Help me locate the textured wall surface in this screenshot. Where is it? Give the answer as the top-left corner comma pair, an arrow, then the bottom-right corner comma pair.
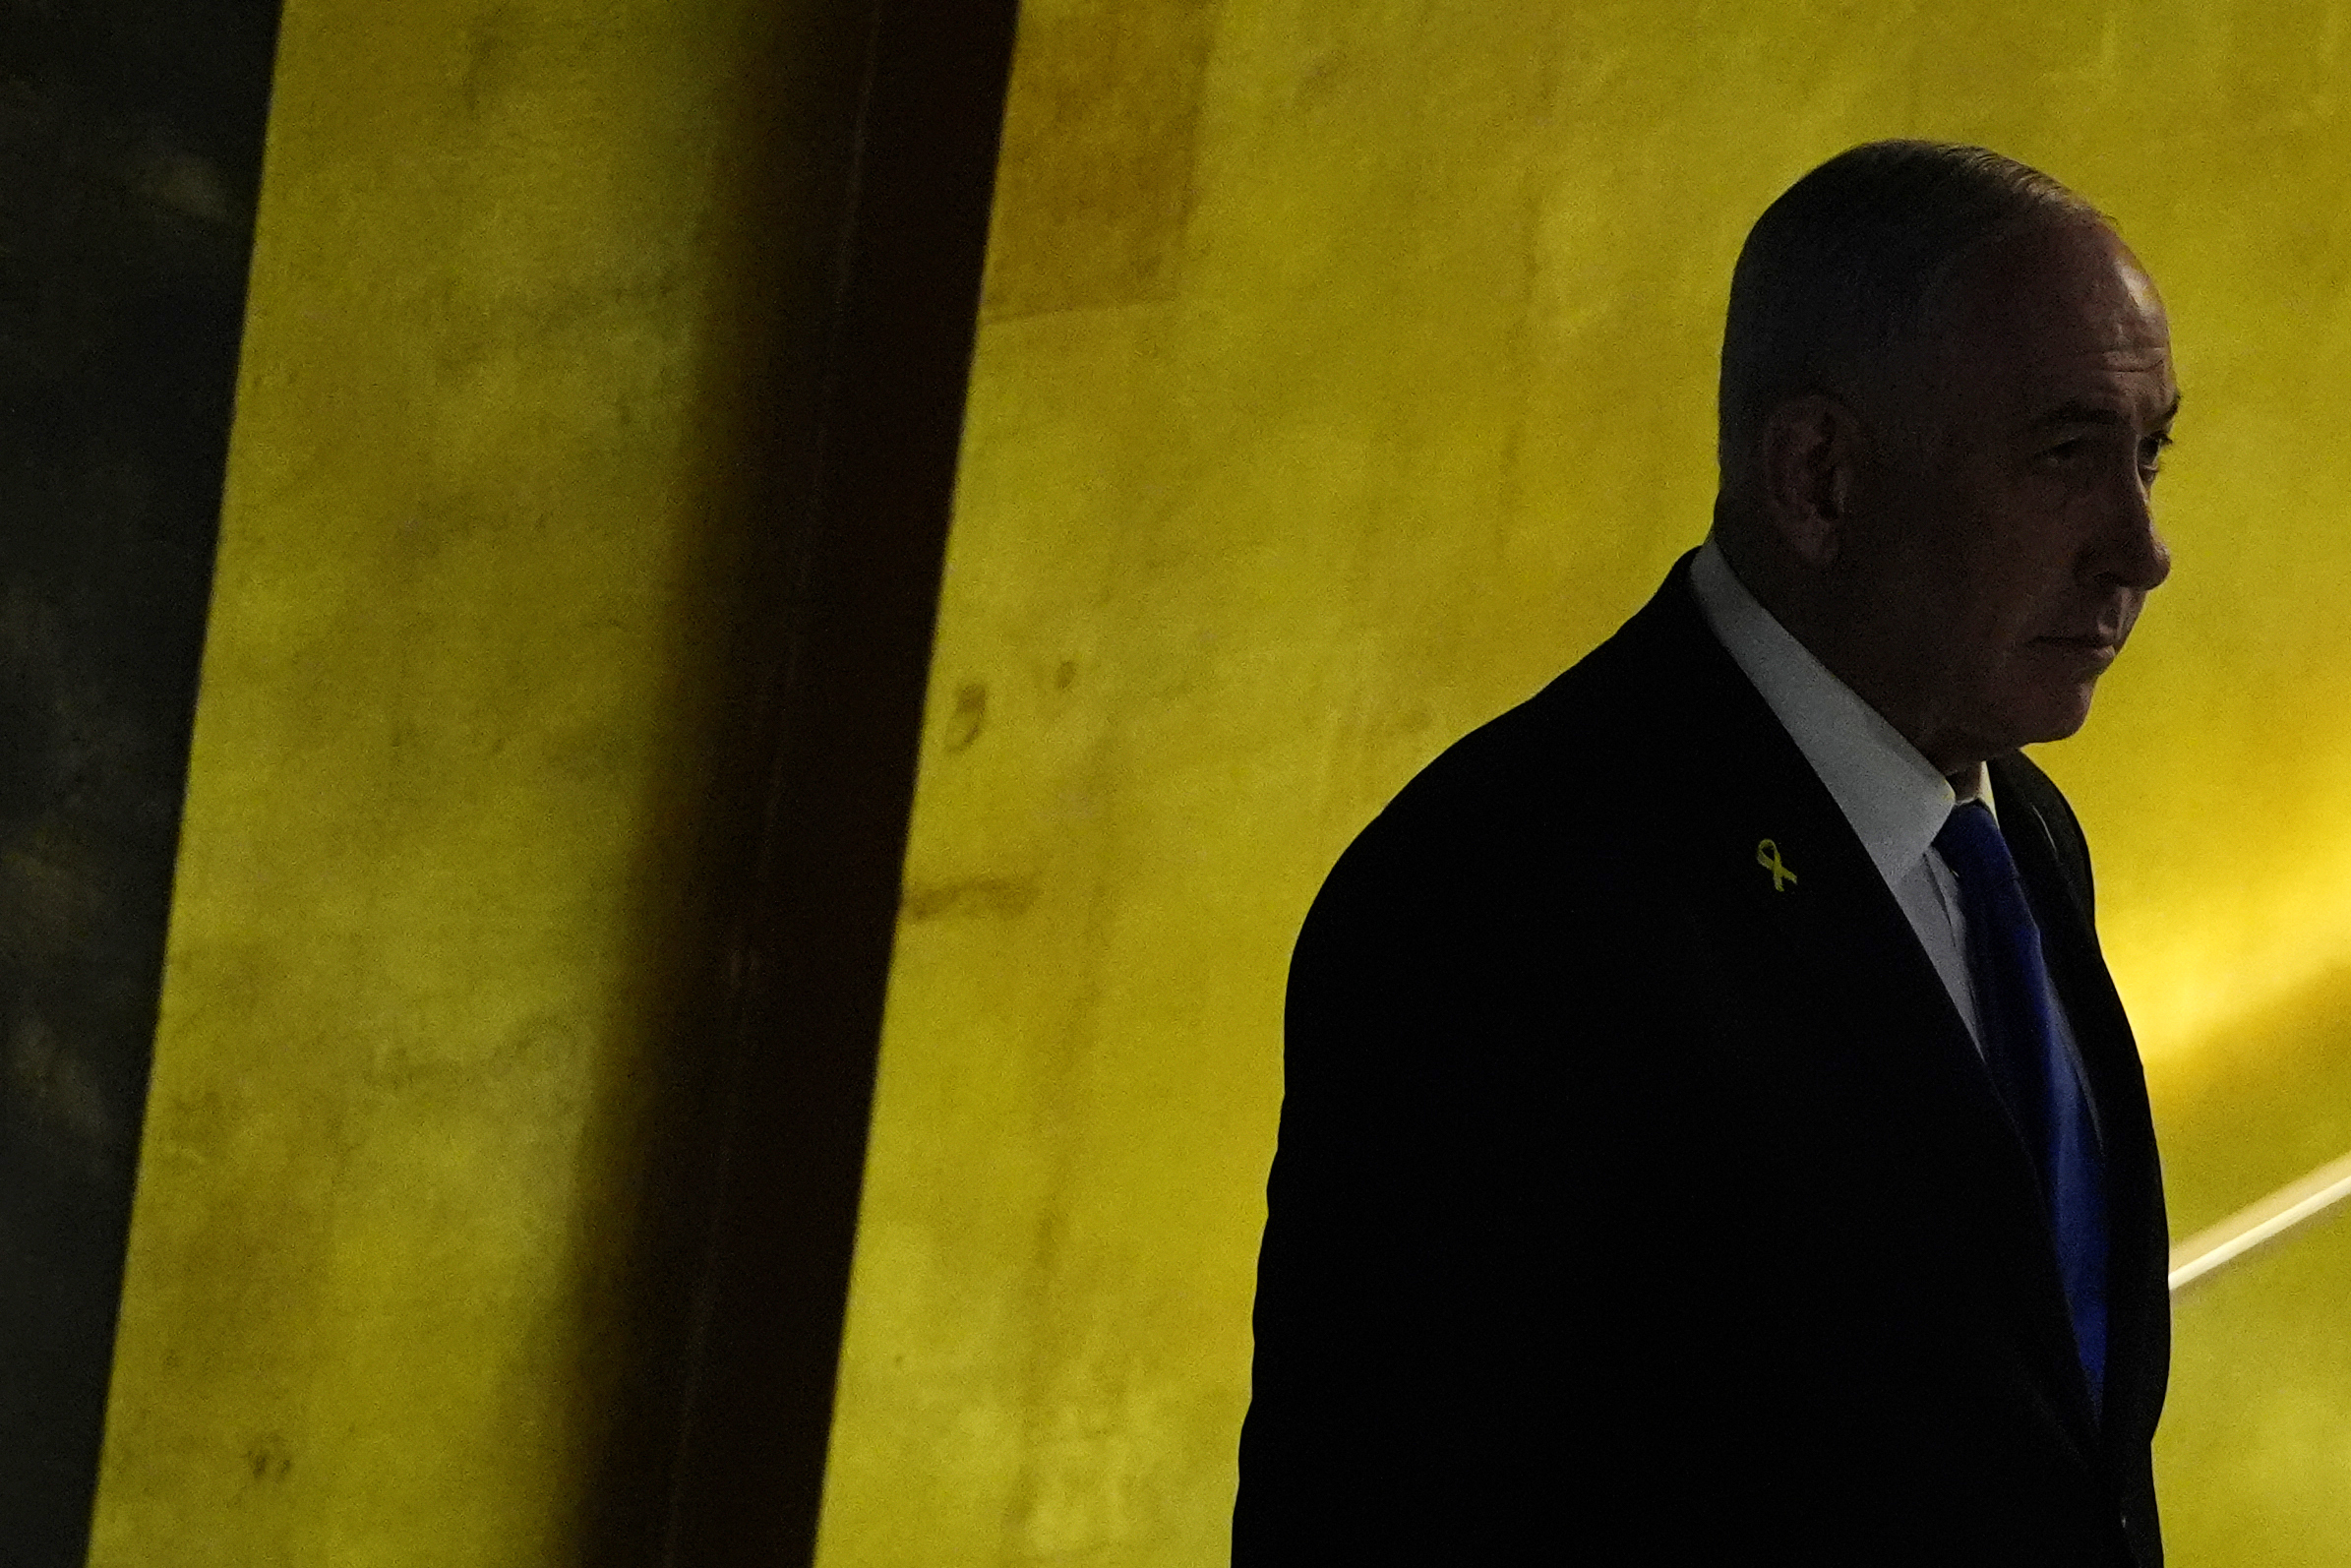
0,1 -> 278,1560
83,0 -> 873,1559
818,2 -> 2351,1564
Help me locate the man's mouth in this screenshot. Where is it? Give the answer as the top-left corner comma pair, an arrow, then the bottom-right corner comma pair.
2036,633 -> 2121,664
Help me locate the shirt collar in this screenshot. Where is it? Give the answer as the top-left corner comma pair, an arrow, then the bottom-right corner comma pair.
1687,537 -> 1991,883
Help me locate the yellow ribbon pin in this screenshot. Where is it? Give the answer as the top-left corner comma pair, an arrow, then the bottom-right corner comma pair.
1756,839 -> 1797,892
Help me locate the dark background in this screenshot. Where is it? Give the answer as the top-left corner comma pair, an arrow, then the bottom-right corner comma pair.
0,0 -> 280,1557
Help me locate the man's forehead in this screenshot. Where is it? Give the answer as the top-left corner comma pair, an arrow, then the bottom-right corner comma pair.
1938,222 -> 2175,420
1956,226 -> 2163,334
2008,337 -> 2176,422
2019,379 -> 2182,432
1984,357 -> 2175,446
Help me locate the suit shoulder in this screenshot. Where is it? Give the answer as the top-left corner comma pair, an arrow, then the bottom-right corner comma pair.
1331,667 -> 1652,885
1296,569 -> 1717,968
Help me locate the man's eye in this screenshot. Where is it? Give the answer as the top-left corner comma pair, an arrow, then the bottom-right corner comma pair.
2036,439 -> 2085,466
2140,432 -> 2175,477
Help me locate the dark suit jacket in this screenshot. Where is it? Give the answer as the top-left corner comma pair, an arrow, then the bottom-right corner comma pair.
1235,554 -> 2169,1565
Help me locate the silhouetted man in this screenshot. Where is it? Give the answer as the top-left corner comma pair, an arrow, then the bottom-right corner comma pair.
1236,142 -> 2177,1566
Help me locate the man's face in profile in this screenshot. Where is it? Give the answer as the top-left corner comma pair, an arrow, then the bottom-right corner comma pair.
1851,220 -> 2177,769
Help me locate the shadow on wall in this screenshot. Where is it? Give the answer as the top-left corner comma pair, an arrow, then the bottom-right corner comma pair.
0,0 -> 281,1559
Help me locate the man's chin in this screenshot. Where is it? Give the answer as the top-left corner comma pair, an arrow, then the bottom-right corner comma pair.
2005,681 -> 2101,752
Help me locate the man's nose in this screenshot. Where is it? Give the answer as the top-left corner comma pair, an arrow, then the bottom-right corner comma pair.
2098,464 -> 2173,593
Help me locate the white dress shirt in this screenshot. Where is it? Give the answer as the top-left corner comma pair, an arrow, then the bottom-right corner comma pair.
1686,536 -> 2080,1062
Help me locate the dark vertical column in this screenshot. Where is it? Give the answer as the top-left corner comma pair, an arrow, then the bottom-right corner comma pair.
0,2 -> 282,1560
655,0 -> 1021,1562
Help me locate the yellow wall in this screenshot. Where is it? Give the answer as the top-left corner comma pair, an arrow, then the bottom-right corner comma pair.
819,1 -> 2351,1564
85,0 -> 861,1559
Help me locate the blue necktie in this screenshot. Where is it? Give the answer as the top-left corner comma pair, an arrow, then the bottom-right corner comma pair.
1933,800 -> 2108,1417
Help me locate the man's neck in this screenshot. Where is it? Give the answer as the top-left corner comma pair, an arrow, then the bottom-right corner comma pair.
1711,524 -> 1982,778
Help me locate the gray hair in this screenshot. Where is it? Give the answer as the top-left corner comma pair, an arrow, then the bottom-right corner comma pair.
1717,141 -> 2107,476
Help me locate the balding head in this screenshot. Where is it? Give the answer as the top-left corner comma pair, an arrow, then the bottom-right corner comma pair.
1718,141 -> 2106,485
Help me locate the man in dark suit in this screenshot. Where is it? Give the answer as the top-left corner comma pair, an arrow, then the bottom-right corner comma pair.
1235,143 -> 2179,1564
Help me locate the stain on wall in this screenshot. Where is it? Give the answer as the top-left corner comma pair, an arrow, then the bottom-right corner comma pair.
0,0 -> 280,1560
978,0 -> 1217,321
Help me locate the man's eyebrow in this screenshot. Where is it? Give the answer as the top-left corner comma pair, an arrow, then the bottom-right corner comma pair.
2027,392 -> 2184,432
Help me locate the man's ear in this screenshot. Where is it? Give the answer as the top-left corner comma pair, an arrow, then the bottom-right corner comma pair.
1757,392 -> 1864,569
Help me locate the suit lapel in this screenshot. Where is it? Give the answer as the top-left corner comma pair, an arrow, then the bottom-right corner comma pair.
1991,755 -> 2170,1454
